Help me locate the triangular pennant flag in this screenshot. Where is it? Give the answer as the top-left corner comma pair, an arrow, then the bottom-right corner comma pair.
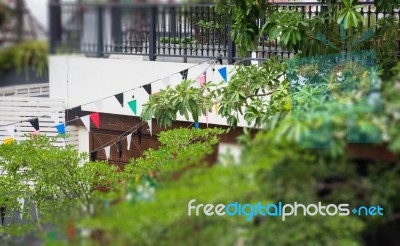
137,126 -> 142,144
32,130 -> 40,135
90,112 -> 100,128
116,141 -> 123,160
6,125 -> 15,138
49,113 -> 59,125
198,74 -> 206,86
114,93 -> 124,107
180,69 -> 188,80
104,146 -> 110,160
194,122 -> 199,130
128,100 -> 137,115
90,151 -> 98,162
71,106 -> 82,118
127,133 -> 132,150
147,119 -> 152,136
218,67 -> 227,82
162,77 -> 170,87
55,123 -> 66,135
214,103 -> 219,115
143,84 -> 152,95
81,115 -> 91,132
3,137 -> 14,144
94,100 -> 103,110
28,117 -> 40,131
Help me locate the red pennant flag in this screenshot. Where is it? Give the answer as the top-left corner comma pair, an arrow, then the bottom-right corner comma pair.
90,112 -> 100,128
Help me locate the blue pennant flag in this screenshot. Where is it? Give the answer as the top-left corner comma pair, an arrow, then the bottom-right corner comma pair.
194,122 -> 199,130
218,67 -> 227,82
55,123 -> 65,135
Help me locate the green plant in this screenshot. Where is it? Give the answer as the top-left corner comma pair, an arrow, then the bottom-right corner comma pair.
337,0 -> 364,29
216,0 -> 272,56
0,135 -> 124,237
0,41 -> 48,79
197,20 -> 223,30
159,36 -> 193,46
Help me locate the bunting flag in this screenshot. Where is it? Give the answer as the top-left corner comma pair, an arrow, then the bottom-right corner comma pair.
162,77 -> 170,87
137,126 -> 142,144
28,117 -> 40,131
72,106 -> 82,118
94,100 -> 103,111
6,125 -> 15,138
104,146 -> 111,160
116,141 -> 123,160
49,113 -> 59,125
91,151 -> 98,162
114,93 -> 124,107
214,103 -> 219,115
55,123 -> 66,135
147,119 -> 152,136
127,133 -> 132,150
90,112 -> 100,128
198,74 -> 206,86
81,115 -> 91,132
143,84 -> 152,95
128,100 -> 137,115
3,137 -> 14,144
180,69 -> 188,80
194,122 -> 199,130
32,130 -> 40,135
218,67 -> 227,82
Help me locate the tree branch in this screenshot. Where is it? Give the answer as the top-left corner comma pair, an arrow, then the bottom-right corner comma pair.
245,91 -> 275,99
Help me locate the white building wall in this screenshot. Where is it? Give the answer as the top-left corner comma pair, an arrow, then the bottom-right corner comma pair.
49,55 -> 248,127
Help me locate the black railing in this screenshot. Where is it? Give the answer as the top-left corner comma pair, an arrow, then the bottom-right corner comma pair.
49,2 -> 399,64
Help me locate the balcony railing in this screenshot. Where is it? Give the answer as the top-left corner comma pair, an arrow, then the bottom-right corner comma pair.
49,2 -> 399,64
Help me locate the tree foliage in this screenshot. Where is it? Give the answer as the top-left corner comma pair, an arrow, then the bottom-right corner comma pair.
0,135 -> 124,238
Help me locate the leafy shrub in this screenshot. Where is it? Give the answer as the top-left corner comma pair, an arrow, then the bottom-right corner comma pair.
0,41 -> 48,79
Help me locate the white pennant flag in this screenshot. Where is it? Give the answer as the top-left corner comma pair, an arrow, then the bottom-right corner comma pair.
127,133 -> 132,150
81,115 -> 91,132
148,119 -> 152,136
104,146 -> 111,160
6,124 -> 15,138
49,113 -> 59,125
162,77 -> 170,87
94,100 -> 103,110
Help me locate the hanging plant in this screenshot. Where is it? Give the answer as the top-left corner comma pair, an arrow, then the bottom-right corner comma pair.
0,41 -> 48,79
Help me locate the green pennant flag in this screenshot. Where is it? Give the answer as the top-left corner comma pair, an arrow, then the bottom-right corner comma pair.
128,100 -> 137,115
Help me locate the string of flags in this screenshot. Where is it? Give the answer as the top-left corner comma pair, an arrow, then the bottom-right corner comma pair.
0,56 -> 232,156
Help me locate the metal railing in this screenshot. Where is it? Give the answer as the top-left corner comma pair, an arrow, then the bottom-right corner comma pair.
49,2 -> 399,64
